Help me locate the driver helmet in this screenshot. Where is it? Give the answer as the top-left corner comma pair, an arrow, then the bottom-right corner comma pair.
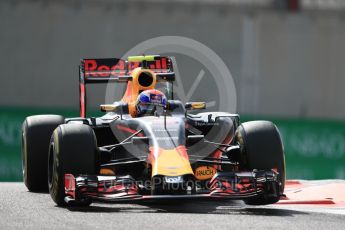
136,89 -> 167,116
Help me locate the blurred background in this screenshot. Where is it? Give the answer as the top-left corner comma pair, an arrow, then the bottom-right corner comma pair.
0,0 -> 344,181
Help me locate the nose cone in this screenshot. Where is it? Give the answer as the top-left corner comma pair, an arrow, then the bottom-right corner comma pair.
150,146 -> 194,177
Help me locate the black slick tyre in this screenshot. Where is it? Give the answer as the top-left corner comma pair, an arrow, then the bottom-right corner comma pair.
48,124 -> 99,206
22,115 -> 64,192
235,121 -> 285,205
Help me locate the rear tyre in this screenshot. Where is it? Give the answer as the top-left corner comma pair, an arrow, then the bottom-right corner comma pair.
235,121 -> 285,205
22,115 -> 64,192
48,124 -> 99,206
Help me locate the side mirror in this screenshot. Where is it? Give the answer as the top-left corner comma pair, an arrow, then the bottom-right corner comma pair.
185,102 -> 206,110
166,102 -> 176,110
186,135 -> 204,145
132,136 -> 150,145
100,104 -> 118,112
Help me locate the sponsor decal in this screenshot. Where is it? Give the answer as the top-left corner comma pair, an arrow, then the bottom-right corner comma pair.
164,176 -> 183,183
195,166 -> 217,180
84,59 -> 126,77
150,94 -> 163,104
100,168 -> 115,175
83,57 -> 169,77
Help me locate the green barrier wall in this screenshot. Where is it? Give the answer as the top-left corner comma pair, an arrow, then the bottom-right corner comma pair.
0,107 -> 80,181
1,107 -> 344,181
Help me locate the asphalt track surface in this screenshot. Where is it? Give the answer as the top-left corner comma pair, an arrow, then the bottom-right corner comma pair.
0,183 -> 344,230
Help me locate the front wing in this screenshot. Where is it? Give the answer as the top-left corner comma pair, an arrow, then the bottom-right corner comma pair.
64,170 -> 281,204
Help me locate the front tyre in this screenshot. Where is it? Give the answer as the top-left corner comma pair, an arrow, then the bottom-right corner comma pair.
48,124 -> 99,206
236,120 -> 285,205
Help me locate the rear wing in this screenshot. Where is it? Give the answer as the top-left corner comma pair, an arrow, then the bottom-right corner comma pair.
79,55 -> 175,117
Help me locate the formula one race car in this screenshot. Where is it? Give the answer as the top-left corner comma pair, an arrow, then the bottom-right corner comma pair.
22,55 -> 285,206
